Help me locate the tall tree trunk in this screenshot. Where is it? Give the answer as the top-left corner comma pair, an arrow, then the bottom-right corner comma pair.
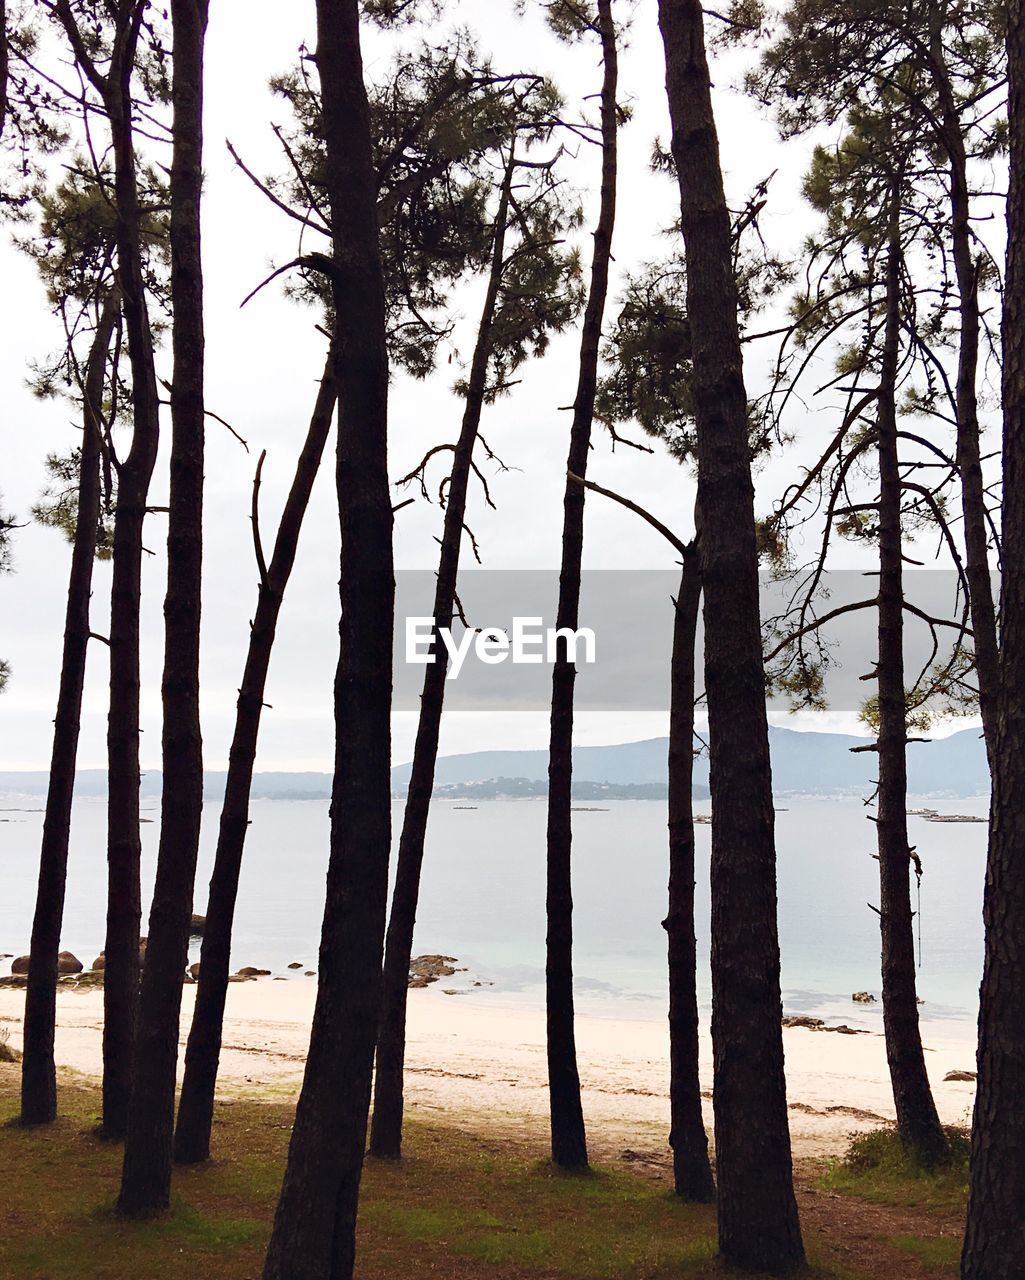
657,1 -> 804,1272
961,4 -> 1025,1272
261,1 -> 393,1275
118,0 -> 208,1212
664,547 -> 715,1201
370,161 -> 514,1161
20,294 -> 117,1126
875,195 -> 947,1165
99,14 -> 164,1142
173,356 -> 337,1166
545,0 -> 618,1173
927,24 -> 1000,760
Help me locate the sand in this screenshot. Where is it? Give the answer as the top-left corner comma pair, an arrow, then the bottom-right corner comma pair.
0,980 -> 979,1161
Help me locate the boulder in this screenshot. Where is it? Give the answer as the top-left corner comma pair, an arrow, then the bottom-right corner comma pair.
236,966 -> 271,978
304,971 -> 316,977
91,938 -> 146,973
190,914 -> 206,936
783,1015 -> 825,1030
189,963 -> 201,980
11,955 -> 30,975
852,991 -> 877,1004
408,954 -> 458,987
57,951 -> 83,975
288,962 -> 303,970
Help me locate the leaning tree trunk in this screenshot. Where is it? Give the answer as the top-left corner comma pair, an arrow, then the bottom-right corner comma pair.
928,34 -> 1000,762
665,546 -> 715,1201
370,160 -> 513,1161
875,197 -> 948,1165
657,0 -> 805,1272
962,3 -> 1025,1272
173,356 -> 337,1166
119,0 -> 209,1213
99,36 -> 165,1143
20,294 -> 117,1126
545,0 -> 618,1173
261,1 -> 393,1276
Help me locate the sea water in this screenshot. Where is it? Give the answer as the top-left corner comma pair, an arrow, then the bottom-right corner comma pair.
0,794 -> 987,1037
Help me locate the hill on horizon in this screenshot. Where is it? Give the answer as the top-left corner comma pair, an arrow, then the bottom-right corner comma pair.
0,724 -> 989,801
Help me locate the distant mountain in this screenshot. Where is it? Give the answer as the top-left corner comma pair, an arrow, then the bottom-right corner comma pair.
0,724 -> 990,802
392,725 -> 991,799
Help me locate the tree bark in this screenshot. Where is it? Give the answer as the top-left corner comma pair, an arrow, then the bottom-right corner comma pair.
261,1 -> 393,1275
173,356 -> 337,1166
961,3 -> 1025,1272
369,160 -> 513,1161
20,293 -> 117,1125
545,0 -> 618,1173
118,0 -> 208,1212
657,0 -> 804,1271
664,548 -> 715,1201
98,7 -> 164,1142
875,193 -> 947,1165
926,24 -> 1000,761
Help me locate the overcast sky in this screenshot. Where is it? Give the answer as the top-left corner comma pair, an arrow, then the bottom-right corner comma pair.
0,0 -> 988,771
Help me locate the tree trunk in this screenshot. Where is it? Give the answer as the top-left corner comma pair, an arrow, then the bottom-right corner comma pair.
261,1 -> 393,1275
664,548 -> 715,1200
99,23 -> 165,1143
370,161 -> 513,1161
118,0 -> 208,1213
545,0 -> 618,1173
657,0 -> 804,1271
875,194 -> 947,1165
961,4 -> 1025,1272
927,27 -> 1000,761
20,294 -> 117,1126
173,356 -> 337,1166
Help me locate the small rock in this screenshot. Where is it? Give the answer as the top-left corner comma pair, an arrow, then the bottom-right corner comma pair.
11,955 -> 30,975
944,1070 -> 977,1083
304,970 -> 315,977
288,962 -> 303,970
852,991 -> 877,1004
236,966 -> 271,978
273,976 -> 287,981
783,1015 -> 825,1029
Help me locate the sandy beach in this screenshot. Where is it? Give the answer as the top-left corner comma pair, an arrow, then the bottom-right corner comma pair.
0,980 -> 978,1161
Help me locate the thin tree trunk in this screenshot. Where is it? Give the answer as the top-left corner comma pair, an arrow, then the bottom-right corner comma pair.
119,0 -> 208,1213
927,25 -> 1000,760
370,161 -> 514,1161
875,194 -> 947,1165
545,0 -> 618,1173
665,547 -> 715,1201
99,14 -> 164,1142
657,0 -> 804,1271
20,293 -> 117,1125
173,356 -> 337,1165
261,1 -> 393,1274
961,3 -> 1025,1271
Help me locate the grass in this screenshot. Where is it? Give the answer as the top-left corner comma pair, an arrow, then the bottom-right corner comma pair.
890,1234 -> 961,1274
0,1065 -> 967,1280
0,1028 -> 20,1063
820,1128 -> 971,1214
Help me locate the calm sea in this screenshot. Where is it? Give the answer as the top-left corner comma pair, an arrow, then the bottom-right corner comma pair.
0,794 -> 988,1037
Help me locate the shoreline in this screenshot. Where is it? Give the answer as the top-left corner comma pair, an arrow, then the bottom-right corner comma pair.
0,980 -> 978,1160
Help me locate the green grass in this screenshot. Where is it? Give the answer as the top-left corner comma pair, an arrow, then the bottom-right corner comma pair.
890,1234 -> 961,1274
0,1067 -> 967,1279
820,1128 -> 971,1214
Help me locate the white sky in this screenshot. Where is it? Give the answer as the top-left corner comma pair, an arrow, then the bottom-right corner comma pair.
0,0 -> 987,770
